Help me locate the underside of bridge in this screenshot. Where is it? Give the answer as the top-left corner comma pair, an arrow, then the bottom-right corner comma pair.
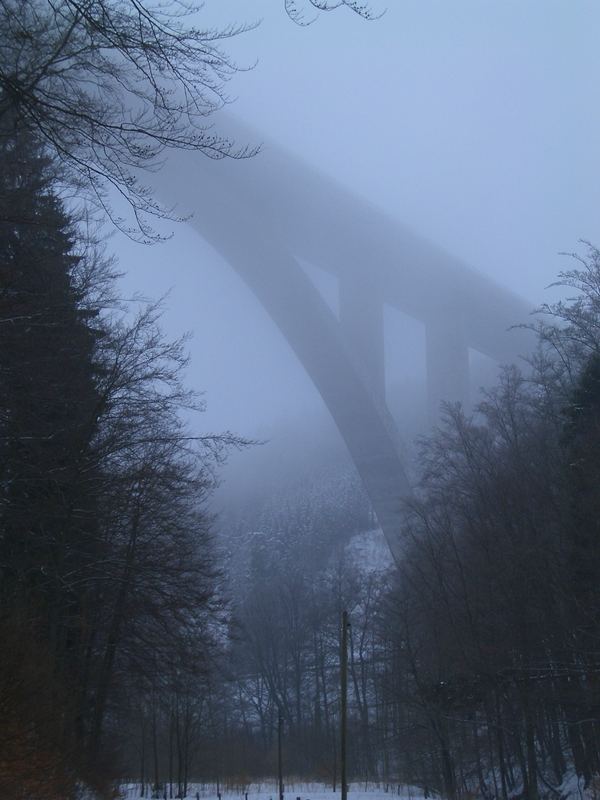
156,124 -> 533,562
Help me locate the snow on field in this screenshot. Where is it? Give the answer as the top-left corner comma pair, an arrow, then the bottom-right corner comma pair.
119,782 -> 427,800
118,773 -> 600,800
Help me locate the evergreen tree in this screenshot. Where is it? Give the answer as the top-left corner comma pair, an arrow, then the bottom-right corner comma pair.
0,120 -> 240,795
0,119 -> 103,795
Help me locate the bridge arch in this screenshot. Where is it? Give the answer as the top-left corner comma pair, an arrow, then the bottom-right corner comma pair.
155,124 -> 533,560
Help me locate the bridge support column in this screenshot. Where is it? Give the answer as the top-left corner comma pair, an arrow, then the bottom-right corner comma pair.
339,276 -> 385,400
426,316 -> 469,422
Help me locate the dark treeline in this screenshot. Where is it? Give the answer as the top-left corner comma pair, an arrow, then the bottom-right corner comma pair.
191,246 -> 600,800
383,249 -> 600,800
0,121 -> 243,797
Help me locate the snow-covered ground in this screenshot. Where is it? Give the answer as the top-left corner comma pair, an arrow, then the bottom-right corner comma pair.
119,781 -> 427,800
118,772 -> 600,800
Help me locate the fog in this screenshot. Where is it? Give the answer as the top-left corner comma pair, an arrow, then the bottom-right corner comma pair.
113,0 -> 600,512
9,2 -> 600,785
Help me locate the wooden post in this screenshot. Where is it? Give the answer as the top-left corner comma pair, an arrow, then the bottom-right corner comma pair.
332,738 -> 337,792
278,709 -> 284,800
341,610 -> 349,800
140,721 -> 146,797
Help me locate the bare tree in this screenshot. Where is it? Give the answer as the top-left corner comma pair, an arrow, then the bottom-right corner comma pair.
0,0 -> 378,240
285,0 -> 380,25
0,0 -> 257,240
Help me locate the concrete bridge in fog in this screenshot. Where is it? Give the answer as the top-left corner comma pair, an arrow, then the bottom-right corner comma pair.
157,120 -> 533,562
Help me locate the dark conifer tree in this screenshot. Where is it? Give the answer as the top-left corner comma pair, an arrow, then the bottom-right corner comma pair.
0,118 -> 103,795
0,119 -> 238,795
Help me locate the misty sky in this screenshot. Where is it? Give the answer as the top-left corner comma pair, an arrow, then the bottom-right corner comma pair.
114,0 -> 600,481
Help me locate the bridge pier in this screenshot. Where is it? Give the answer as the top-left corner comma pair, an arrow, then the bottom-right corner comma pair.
426,316 -> 469,422
339,276 -> 385,400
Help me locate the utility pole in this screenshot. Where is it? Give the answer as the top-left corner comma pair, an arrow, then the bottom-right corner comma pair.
278,708 -> 284,800
341,610 -> 349,800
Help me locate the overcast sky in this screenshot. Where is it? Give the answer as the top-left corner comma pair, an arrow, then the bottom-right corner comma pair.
114,0 -> 600,478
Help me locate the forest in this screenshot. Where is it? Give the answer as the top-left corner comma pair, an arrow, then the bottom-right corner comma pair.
4,113 -> 600,797
1,1 -> 600,799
